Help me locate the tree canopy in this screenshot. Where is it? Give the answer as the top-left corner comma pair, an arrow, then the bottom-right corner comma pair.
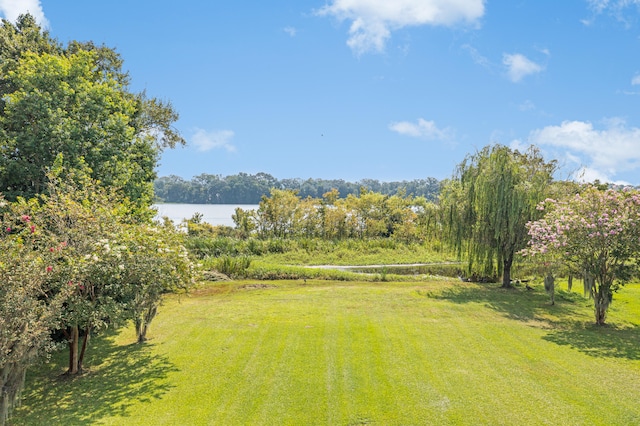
0,14 -> 184,213
523,186 -> 640,324
440,144 -> 556,287
154,173 -> 442,204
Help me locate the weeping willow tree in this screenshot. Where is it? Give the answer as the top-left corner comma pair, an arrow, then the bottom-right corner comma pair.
440,144 -> 556,287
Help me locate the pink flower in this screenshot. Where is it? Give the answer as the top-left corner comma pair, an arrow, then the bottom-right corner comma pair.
5,227 -> 10,232
30,225 -> 35,233
68,281 -> 73,286
46,266 -> 53,273
21,215 -> 30,222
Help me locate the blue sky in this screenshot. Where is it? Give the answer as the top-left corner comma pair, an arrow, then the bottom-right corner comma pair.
5,1 -> 640,185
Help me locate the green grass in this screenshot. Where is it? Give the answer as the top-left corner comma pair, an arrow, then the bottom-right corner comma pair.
10,281 -> 640,425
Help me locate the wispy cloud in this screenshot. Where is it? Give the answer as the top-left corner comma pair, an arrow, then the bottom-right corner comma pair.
583,0 -> 640,25
0,0 -> 48,27
191,128 -> 236,152
518,100 -> 536,111
316,0 -> 485,55
462,44 -> 491,69
389,118 -> 454,141
632,74 -> 640,85
503,53 -> 543,82
283,26 -> 297,37
526,118 -> 640,183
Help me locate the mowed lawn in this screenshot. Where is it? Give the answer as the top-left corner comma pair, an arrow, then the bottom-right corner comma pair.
12,280 -> 640,425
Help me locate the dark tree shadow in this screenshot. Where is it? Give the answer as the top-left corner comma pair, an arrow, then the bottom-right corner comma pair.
543,322 -> 640,360
431,283 -> 583,323
429,282 -> 640,360
11,332 -> 178,425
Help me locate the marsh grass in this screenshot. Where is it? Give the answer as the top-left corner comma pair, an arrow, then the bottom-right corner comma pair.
11,281 -> 640,425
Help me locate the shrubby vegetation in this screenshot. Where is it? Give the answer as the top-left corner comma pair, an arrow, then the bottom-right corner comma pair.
0,163 -> 195,424
184,144 -> 640,328
0,15 -> 193,425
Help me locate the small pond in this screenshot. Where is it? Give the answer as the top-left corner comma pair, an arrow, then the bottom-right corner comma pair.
317,263 -> 464,278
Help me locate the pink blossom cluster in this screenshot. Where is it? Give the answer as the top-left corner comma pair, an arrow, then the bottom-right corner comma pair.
522,187 -> 640,262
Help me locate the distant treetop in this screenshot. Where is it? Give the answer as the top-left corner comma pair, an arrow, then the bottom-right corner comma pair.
154,173 -> 442,204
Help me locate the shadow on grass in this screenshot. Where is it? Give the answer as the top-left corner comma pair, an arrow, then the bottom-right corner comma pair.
12,333 -> 178,425
430,283 -> 640,360
543,323 -> 640,360
431,283 -> 583,323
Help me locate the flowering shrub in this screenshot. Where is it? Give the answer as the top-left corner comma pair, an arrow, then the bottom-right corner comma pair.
0,197 -> 74,424
523,186 -> 640,324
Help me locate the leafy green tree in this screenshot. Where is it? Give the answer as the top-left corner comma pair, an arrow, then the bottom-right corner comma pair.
255,189 -> 301,238
0,15 -> 184,215
0,196 -> 72,425
0,14 -> 61,106
121,223 -> 195,343
441,145 -> 556,287
8,160 -> 195,373
523,186 -> 640,325
27,163 -> 135,374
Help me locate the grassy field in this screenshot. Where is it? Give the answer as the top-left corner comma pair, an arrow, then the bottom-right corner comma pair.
10,279 -> 640,425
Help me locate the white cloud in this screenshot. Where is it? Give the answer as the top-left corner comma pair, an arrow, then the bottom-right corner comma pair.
518,100 -> 536,111
462,44 -> 491,68
389,118 -> 454,141
284,26 -> 297,37
0,0 -> 48,27
527,119 -> 640,182
316,0 -> 485,55
586,0 -> 640,13
584,0 -> 640,25
586,0 -> 612,14
632,74 -> 640,85
574,167 -> 614,183
503,53 -> 543,82
191,128 -> 236,152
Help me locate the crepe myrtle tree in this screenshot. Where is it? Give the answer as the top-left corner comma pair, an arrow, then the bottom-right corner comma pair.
119,223 -> 196,344
522,186 -> 640,325
16,158 -> 195,374
0,197 -> 73,425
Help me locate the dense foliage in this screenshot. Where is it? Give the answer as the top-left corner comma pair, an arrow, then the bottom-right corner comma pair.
523,186 -> 640,324
211,188 -> 442,244
0,15 -> 191,425
0,15 -> 183,213
0,165 -> 195,424
439,145 -> 556,287
154,173 -> 441,204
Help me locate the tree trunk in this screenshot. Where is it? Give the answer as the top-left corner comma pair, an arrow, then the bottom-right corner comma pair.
567,274 -> 573,291
1,363 -> 27,426
77,327 -> 91,373
67,325 -> 79,375
137,305 -> 158,344
594,295 -> 608,325
544,274 -> 555,305
135,317 -> 143,343
501,256 -> 513,288
593,282 -> 611,326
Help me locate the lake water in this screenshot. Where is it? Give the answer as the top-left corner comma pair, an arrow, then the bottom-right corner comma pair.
153,204 -> 259,227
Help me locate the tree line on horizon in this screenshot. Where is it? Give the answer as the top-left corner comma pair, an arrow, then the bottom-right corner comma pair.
154,173 -> 442,204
